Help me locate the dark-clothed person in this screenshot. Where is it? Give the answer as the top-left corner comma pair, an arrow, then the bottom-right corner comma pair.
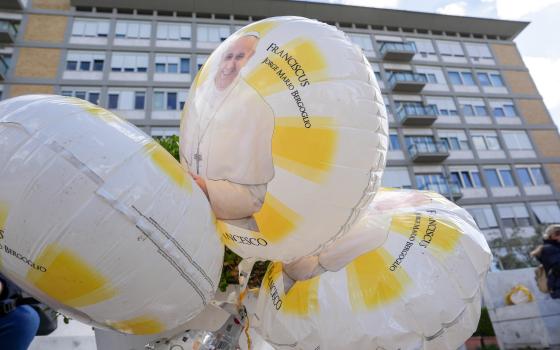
532,224 -> 560,299
0,274 -> 39,350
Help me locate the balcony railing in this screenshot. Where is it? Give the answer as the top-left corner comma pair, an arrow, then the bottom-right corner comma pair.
408,141 -> 449,162
0,56 -> 9,80
396,104 -> 438,126
379,41 -> 416,61
0,21 -> 17,43
388,72 -> 427,92
418,182 -> 462,199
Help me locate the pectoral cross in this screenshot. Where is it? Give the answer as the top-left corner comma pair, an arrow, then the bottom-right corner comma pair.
194,150 -> 202,174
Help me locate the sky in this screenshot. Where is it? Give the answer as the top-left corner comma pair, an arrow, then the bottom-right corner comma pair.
302,0 -> 560,129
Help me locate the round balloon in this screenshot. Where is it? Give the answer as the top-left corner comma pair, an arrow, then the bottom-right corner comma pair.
0,95 -> 223,334
180,16 -> 388,262
253,189 -> 492,350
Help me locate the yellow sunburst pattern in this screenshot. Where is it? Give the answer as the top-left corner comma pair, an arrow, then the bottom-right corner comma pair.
245,37 -> 327,97
68,98 -> 123,124
254,193 -> 302,243
346,248 -> 411,311
390,213 -> 462,253
27,244 -> 117,307
108,315 -> 164,335
144,142 -> 192,192
271,117 -> 338,184
262,262 -> 320,316
282,276 -> 320,316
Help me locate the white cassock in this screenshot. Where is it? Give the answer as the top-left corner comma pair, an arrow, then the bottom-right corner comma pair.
180,76 -> 275,230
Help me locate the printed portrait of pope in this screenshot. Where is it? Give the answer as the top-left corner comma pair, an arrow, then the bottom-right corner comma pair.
180,33 -> 275,231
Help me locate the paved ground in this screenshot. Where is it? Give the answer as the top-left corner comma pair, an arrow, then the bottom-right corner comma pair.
29,318 -> 96,350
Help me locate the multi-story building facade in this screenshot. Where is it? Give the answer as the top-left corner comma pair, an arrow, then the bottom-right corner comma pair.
2,0 -> 559,269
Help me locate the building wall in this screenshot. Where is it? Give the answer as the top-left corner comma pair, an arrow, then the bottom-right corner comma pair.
14,48 -> 60,78
518,99 -> 552,124
24,15 -> 68,43
491,43 -> 524,66
10,84 -> 54,96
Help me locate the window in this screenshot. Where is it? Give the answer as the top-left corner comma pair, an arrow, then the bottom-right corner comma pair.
381,167 -> 411,188
197,24 -> 230,45
502,131 -> 532,150
466,206 -> 498,229
153,90 -> 188,111
416,66 -> 445,86
61,89 -> 100,104
477,71 -> 505,87
65,51 -> 105,72
157,22 -> 191,41
405,135 -> 436,148
394,101 -> 428,117
107,90 -> 145,110
196,55 -> 208,71
407,38 -> 436,59
436,40 -> 465,59
348,33 -> 374,56
531,202 -> 560,225
458,98 -> 487,117
108,93 -> 119,109
516,166 -> 546,186
447,70 -> 475,85
111,53 -> 149,73
425,96 -> 458,116
497,203 -> 531,228
484,167 -> 516,188
71,18 -> 109,38
471,131 -> 501,151
389,132 -> 400,150
115,21 -> 151,39
451,170 -> 483,188
490,99 -> 517,117
438,130 -> 469,150
155,55 -> 190,74
415,173 -> 449,194
134,92 -> 145,110
465,43 -> 493,63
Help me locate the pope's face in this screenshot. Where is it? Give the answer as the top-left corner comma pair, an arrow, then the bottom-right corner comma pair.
215,36 -> 257,90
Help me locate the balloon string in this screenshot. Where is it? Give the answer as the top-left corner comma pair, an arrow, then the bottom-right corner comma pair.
244,313 -> 252,350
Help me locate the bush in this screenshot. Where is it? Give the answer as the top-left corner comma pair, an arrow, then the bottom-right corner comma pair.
474,307 -> 495,337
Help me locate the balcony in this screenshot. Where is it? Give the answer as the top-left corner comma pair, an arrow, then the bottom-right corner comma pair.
419,182 -> 463,200
396,104 -> 438,126
380,41 -> 416,61
388,72 -> 427,92
408,141 -> 449,162
0,56 -> 9,80
0,21 -> 17,44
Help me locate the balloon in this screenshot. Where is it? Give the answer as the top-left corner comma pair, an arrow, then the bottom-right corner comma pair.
180,16 -> 388,262
0,95 -> 223,335
253,189 -> 492,350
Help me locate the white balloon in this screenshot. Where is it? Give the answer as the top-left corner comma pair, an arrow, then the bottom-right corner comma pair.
0,95 -> 223,335
180,16 -> 388,262
254,189 -> 492,350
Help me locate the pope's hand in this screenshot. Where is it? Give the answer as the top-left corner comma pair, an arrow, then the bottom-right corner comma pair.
189,171 -> 209,198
